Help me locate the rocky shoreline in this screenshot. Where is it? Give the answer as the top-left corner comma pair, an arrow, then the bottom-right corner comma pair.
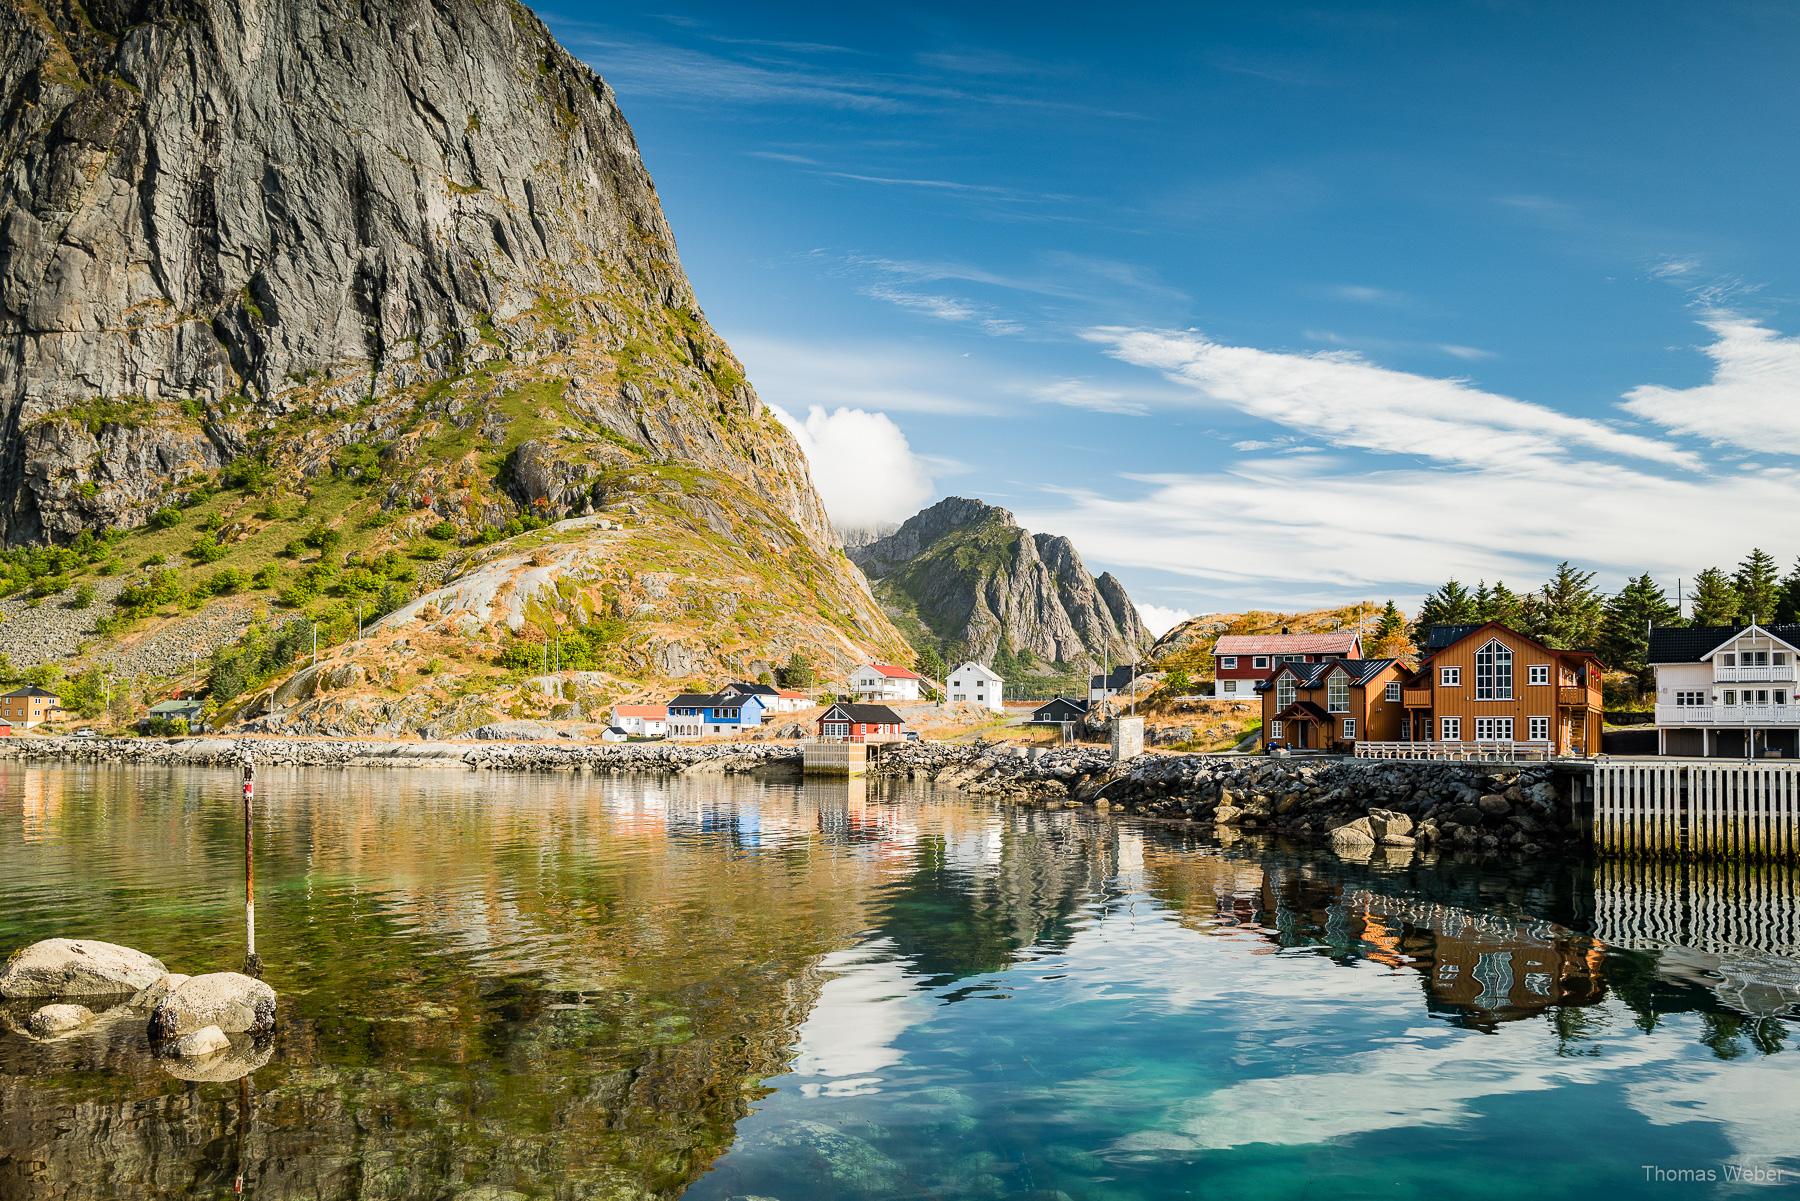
0,736 -> 1579,854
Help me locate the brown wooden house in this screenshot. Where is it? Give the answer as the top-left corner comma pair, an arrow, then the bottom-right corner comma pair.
1258,658 -> 1407,751
1399,622 -> 1603,756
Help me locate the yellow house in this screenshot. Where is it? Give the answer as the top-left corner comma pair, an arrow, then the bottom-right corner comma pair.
0,687 -> 66,728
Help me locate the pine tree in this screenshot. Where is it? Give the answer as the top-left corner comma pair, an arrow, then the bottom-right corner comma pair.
1602,573 -> 1682,685
1531,561 -> 1606,649
1373,599 -> 1405,642
1734,548 -> 1782,624
1417,579 -> 1477,629
1689,567 -> 1741,626
1484,580 -> 1524,626
1778,559 -> 1800,625
1370,599 -> 1416,662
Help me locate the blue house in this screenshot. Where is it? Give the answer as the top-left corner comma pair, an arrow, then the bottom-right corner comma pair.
667,691 -> 769,738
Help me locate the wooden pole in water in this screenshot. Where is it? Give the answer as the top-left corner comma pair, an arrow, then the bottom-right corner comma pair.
242,755 -> 262,978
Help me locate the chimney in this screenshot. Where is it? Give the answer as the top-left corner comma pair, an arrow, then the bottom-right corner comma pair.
1281,625 -> 1290,635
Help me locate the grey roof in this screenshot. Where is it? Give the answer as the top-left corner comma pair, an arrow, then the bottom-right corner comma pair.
1032,696 -> 1090,719
1647,623 -> 1800,665
822,703 -> 906,724
1089,665 -> 1138,691
721,681 -> 779,697
1422,624 -> 1485,651
1256,657 -> 1395,692
1,686 -> 60,699
668,692 -> 724,708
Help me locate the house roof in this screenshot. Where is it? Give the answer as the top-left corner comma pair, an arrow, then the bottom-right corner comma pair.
863,663 -> 921,680
1089,665 -> 1138,690
614,704 -> 668,719
1414,621 -> 1605,670
1214,631 -> 1361,656
1033,696 -> 1090,717
1647,623 -> 1800,664
668,692 -> 723,708
950,661 -> 1004,681
1,686 -> 60,699
147,699 -> 202,715
1421,624 -> 1485,651
605,726 -> 629,736
1275,700 -> 1333,723
777,689 -> 810,699
722,682 -> 779,696
822,703 -> 906,724
1257,657 -> 1398,692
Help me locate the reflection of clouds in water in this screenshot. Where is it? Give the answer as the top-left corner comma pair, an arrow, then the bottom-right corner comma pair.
1628,1055 -> 1800,1170
790,940 -> 935,1097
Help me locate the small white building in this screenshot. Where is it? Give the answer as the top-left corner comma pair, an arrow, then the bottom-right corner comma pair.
1650,622 -> 1800,759
611,705 -> 669,738
946,661 -> 1004,711
849,663 -> 924,702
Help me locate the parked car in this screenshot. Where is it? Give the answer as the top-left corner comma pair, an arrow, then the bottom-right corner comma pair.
72,728 -> 98,739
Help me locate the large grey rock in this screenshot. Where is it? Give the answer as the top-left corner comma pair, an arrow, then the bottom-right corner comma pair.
0,938 -> 168,998
129,972 -> 192,1013
1366,808 -> 1415,844
846,497 -> 1150,674
167,1025 -> 231,1059
148,972 -> 277,1040
27,1003 -> 95,1038
1329,818 -> 1378,850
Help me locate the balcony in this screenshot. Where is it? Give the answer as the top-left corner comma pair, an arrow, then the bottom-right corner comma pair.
1558,686 -> 1593,708
1402,688 -> 1433,707
1655,703 -> 1800,726
1713,663 -> 1798,683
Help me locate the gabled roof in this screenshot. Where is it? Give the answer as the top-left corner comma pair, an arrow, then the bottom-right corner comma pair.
949,661 -> 1004,682
1646,623 -> 1800,664
1032,696 -> 1090,718
1089,665 -> 1138,690
1258,657 -> 1397,692
1275,700 -> 1333,723
1414,621 -> 1604,670
668,692 -> 723,708
1422,624 -> 1485,651
776,689 -> 810,699
147,698 -> 203,715
1215,631 -> 1361,656
1,686 -> 60,699
720,681 -> 779,697
822,702 -> 906,724
861,663 -> 921,680
614,704 -> 668,719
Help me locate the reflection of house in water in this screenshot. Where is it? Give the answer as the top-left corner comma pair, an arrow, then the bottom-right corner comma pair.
17,767 -> 63,843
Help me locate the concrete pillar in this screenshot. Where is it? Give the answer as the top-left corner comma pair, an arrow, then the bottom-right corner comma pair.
1112,716 -> 1144,763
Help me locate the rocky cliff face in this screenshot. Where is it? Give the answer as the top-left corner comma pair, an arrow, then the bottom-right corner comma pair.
848,497 -> 1150,677
0,0 -> 907,706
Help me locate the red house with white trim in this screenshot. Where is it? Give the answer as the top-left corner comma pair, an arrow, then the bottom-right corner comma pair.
817,703 -> 908,743
1212,631 -> 1362,699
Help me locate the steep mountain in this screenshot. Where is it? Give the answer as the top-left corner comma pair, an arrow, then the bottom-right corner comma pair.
848,497 -> 1150,686
0,0 -> 907,731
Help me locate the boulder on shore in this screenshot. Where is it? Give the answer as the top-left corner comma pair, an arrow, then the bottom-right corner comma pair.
0,939 -> 168,998
26,1003 -> 94,1038
148,972 -> 277,1040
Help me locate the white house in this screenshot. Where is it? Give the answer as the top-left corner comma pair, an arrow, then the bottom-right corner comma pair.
1649,622 -> 1800,759
611,704 -> 668,738
946,661 -> 1005,711
849,663 -> 924,702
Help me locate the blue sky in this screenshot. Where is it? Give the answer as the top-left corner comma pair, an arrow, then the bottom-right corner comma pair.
535,1 -> 1800,632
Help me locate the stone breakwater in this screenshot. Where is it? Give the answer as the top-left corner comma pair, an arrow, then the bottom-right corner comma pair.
871,743 -> 1578,855
0,736 -> 801,774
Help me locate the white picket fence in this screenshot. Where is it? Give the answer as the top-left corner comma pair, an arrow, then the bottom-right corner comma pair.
1593,759 -> 1800,860
1353,740 -> 1555,763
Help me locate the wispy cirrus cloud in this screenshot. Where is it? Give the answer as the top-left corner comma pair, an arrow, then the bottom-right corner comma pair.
860,285 -> 1024,336
1621,312 -> 1800,453
1082,326 -> 1697,470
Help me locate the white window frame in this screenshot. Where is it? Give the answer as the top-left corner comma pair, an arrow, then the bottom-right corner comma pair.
1384,682 -> 1402,702
1527,664 -> 1550,686
1342,717 -> 1356,738
1326,672 -> 1350,713
1218,655 -> 1238,670
1723,690 -> 1738,706
1440,666 -> 1461,687
1252,656 -> 1270,669
1674,690 -> 1705,707
1528,716 -> 1551,741
1221,679 -> 1238,694
1475,716 -> 1514,741
1275,676 -> 1296,710
1440,716 -> 1461,740
1475,639 -> 1514,701
1268,720 -> 1284,740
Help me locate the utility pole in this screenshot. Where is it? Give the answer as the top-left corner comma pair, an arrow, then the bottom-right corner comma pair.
241,754 -> 261,979
311,622 -> 318,666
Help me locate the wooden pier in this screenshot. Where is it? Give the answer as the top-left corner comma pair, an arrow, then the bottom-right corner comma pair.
802,740 -> 869,776
1593,759 -> 1800,860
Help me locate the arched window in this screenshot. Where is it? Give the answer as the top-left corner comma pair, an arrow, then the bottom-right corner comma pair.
1475,640 -> 1513,700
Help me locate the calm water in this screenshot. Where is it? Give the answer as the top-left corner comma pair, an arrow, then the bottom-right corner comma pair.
1,765 -> 1798,1200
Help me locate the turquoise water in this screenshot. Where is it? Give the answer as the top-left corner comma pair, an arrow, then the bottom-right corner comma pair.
0,763 -> 1796,1199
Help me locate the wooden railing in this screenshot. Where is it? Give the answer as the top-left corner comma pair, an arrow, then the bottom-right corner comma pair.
1559,686 -> 1593,708
1401,688 -> 1432,707
1594,760 -> 1800,860
1353,740 -> 1555,763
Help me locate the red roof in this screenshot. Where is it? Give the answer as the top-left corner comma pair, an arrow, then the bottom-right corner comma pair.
614,705 -> 668,719
1214,632 -> 1361,656
777,689 -> 809,699
867,664 -> 921,680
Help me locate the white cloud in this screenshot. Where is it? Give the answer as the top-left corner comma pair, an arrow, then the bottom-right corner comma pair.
772,403 -> 935,531
1620,313 -> 1800,453
1083,326 -> 1697,471
860,284 -> 1024,336
731,332 -> 1001,416
1136,604 -> 1193,638
1029,379 -> 1151,416
1331,283 -> 1407,306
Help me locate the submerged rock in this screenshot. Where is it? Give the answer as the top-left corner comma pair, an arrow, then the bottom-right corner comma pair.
167,1025 -> 231,1059
148,972 -> 277,1040
0,938 -> 168,998
26,1003 -> 94,1038
160,1035 -> 273,1082
129,973 -> 192,1012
